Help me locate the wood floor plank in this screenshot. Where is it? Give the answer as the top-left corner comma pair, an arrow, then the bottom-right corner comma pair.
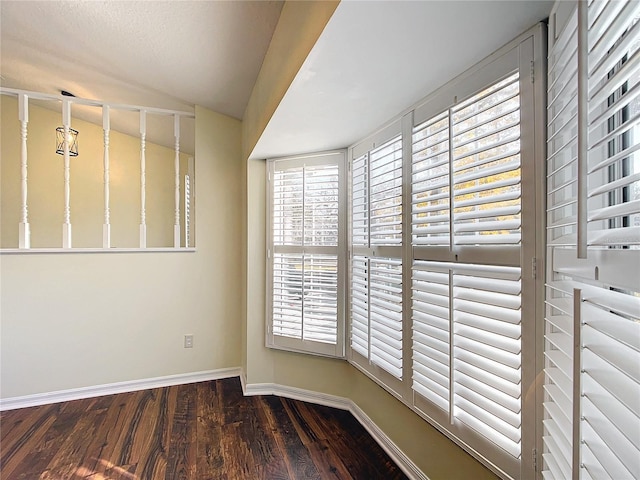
164,383 -> 197,480
39,408 -> 107,479
196,381 -> 226,480
262,396 -> 322,480
84,391 -> 140,477
0,378 -> 409,480
0,405 -> 59,479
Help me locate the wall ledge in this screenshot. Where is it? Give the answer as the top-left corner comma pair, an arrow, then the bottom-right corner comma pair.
0,247 -> 196,254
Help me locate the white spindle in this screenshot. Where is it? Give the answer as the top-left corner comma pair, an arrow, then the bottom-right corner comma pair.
62,99 -> 72,248
139,110 -> 147,248
103,105 -> 111,248
18,94 -> 30,249
173,114 -> 181,248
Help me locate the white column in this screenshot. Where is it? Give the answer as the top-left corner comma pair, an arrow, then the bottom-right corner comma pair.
103,105 -> 111,248
62,99 -> 72,248
139,110 -> 147,248
173,114 -> 181,248
18,94 -> 30,249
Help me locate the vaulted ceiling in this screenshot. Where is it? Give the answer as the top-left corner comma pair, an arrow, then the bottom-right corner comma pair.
1,1 -> 554,160
0,0 -> 284,118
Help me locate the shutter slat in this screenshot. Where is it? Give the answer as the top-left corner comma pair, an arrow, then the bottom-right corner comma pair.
581,419 -> 636,479
412,261 -> 450,409
369,257 -> 403,379
583,375 -> 640,459
412,111 -> 450,247
451,76 -> 522,249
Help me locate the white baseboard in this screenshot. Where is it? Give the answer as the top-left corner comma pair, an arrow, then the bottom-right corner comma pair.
0,367 -> 242,411
241,380 -> 429,480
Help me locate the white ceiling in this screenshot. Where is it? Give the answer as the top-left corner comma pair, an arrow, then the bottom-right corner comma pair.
0,0 -> 283,155
250,0 -> 553,160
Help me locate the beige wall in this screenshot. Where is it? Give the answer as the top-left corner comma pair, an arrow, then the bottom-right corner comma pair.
1,96 -> 189,249
0,105 -> 242,398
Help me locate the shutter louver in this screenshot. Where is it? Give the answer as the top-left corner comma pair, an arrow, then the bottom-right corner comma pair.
351,255 -> 369,358
412,261 -> 450,411
273,168 -> 303,246
453,264 -> 522,459
352,154 -> 369,246
369,257 -> 403,379
273,253 -> 304,339
451,73 -> 522,246
412,112 -> 451,246
304,165 -> 339,246
302,254 -> 338,344
370,136 -> 403,245
544,1 -> 640,478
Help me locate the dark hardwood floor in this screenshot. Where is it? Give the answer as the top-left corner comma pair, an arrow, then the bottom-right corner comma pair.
0,377 -> 408,479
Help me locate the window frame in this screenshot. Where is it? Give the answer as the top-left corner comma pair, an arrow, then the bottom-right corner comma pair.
346,24 -> 547,480
266,150 -> 347,358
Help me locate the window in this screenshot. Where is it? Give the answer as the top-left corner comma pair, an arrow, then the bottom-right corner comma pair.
348,27 -> 544,479
350,131 -> 405,391
544,1 -> 640,479
266,151 -> 346,357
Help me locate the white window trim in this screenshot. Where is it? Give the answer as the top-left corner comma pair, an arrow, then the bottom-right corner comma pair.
266,150 -> 347,358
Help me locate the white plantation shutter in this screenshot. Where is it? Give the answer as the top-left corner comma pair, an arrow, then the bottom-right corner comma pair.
412,112 -> 450,246
348,26 -> 543,479
409,66 -> 528,477
370,136 -> 403,245
411,261 -> 523,466
267,152 -> 345,357
272,253 -> 304,338
451,73 -> 522,246
452,264 -> 522,460
350,255 -> 369,357
350,132 -> 404,389
544,1 -> 640,479
369,257 -> 403,378
412,262 -> 450,412
352,154 -> 369,246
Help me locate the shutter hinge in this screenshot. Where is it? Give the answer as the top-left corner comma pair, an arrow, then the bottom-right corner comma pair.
267,248 -> 271,259
530,60 -> 535,83
532,257 -> 537,279
348,160 -> 352,172
532,448 -> 538,472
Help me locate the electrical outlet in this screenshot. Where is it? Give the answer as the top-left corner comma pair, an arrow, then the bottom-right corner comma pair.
184,334 -> 194,348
